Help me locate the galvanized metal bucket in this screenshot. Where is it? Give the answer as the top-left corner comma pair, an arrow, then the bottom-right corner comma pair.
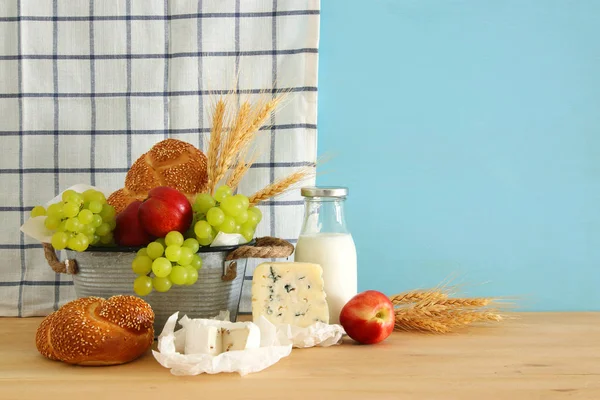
42,237 -> 294,334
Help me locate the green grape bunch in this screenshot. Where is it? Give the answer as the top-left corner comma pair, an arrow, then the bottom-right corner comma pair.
132,185 -> 262,296
131,232 -> 203,296
31,189 -> 117,252
189,185 -> 262,246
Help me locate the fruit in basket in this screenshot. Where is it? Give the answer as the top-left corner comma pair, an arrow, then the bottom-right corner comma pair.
152,257 -> 172,277
113,200 -> 154,247
152,276 -> 172,292
33,188 -> 117,252
30,205 -> 46,217
186,185 -> 259,246
130,234 -> 204,296
183,237 -> 200,253
165,231 -> 184,246
206,207 -> 225,226
131,255 -> 152,275
146,241 -> 164,259
339,290 -> 395,345
214,185 -> 232,202
193,220 -> 212,238
192,193 -> 215,214
138,186 -> 193,237
133,276 -> 153,296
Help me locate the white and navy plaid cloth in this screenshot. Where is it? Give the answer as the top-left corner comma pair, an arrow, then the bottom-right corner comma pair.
0,0 -> 320,317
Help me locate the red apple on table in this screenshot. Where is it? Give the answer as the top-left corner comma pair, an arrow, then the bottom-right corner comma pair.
113,200 -> 154,247
138,186 -> 193,237
339,290 -> 395,345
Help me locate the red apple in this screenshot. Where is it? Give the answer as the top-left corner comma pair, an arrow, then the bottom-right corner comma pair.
138,186 -> 193,237
113,200 -> 154,247
339,290 -> 395,345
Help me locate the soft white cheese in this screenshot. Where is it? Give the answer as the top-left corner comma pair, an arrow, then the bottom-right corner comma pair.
183,320 -> 261,355
184,324 -> 223,356
222,322 -> 261,352
251,262 -> 330,327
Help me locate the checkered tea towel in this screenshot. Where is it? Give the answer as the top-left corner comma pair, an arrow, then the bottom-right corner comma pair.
0,0 -> 320,317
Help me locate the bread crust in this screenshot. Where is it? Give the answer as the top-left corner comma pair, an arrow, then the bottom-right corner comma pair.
107,139 -> 208,213
35,296 -> 155,366
35,311 -> 59,361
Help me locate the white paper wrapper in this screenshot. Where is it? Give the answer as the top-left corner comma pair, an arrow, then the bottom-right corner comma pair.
19,184 -> 109,243
211,231 -> 248,247
152,312 -> 293,376
19,216 -> 56,244
259,320 -> 346,348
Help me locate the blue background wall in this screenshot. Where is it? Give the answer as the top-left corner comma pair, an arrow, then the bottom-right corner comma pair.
317,0 -> 600,311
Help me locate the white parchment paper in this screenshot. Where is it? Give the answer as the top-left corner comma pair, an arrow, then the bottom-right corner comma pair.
152,311 -> 346,376
152,311 -> 292,376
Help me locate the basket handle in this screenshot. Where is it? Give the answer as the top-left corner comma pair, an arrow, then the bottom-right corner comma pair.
225,237 -> 294,261
221,237 -> 294,281
43,237 -> 294,277
42,243 -> 78,275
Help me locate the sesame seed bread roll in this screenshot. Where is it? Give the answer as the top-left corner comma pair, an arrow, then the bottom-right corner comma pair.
35,295 -> 155,366
107,138 -> 208,214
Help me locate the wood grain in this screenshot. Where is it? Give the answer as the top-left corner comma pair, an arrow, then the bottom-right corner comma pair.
0,313 -> 598,400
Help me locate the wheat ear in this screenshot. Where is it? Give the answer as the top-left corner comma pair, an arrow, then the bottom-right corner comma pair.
207,98 -> 227,194
248,167 -> 315,205
226,149 -> 259,191
212,101 -> 252,187
391,285 -> 504,333
244,96 -> 283,136
394,305 -> 503,334
437,298 -> 491,307
390,291 -> 448,305
395,318 -> 452,334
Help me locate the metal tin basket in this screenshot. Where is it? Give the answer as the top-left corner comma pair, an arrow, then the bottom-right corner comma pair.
43,237 -> 294,334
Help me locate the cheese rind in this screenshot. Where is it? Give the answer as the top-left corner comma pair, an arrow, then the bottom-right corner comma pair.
251,262 -> 329,327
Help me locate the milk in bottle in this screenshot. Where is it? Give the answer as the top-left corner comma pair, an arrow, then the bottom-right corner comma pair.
294,187 -> 357,324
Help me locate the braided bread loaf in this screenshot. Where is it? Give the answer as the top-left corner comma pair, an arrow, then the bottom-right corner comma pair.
108,139 -> 208,214
35,295 -> 154,366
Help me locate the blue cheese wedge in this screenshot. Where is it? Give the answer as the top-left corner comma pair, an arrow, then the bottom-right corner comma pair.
251,262 -> 329,327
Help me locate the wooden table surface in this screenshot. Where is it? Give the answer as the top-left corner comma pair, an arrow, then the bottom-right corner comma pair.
0,313 -> 598,400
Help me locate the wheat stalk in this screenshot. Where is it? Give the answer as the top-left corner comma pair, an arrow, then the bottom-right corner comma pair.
207,98 -> 227,193
394,303 -> 449,319
211,101 -> 252,187
248,166 -> 315,205
244,96 -> 283,137
447,310 -> 503,324
226,149 -> 258,191
394,306 -> 503,333
390,290 -> 448,305
390,287 -> 504,333
221,97 -> 283,170
395,318 -> 452,334
437,298 -> 491,308
206,94 -> 285,191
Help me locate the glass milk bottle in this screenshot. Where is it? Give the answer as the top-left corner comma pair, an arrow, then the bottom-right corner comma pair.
294,187 -> 357,324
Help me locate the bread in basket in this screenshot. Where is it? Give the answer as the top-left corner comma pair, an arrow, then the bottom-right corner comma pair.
107,139 -> 208,214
